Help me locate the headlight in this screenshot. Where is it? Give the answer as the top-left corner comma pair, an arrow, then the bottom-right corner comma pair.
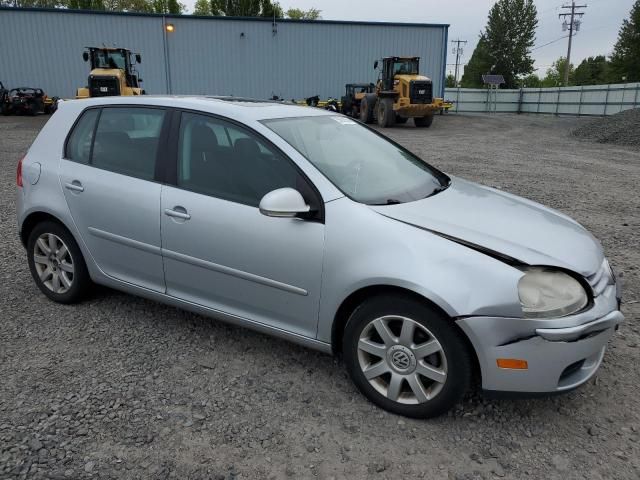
518,267 -> 588,318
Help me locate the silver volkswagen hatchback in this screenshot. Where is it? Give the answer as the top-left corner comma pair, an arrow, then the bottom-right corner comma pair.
17,97 -> 623,418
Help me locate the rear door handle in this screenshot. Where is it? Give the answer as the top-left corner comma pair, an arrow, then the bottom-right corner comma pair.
65,181 -> 84,192
164,208 -> 191,220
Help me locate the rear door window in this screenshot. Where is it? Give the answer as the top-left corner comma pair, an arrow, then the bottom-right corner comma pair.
92,107 -> 166,180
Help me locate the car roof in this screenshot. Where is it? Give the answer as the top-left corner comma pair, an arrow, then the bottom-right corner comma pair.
59,95 -> 334,122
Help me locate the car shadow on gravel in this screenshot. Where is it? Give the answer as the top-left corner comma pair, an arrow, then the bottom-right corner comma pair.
83,285 -> 590,420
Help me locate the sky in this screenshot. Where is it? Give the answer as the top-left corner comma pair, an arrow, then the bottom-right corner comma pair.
183,0 -> 636,80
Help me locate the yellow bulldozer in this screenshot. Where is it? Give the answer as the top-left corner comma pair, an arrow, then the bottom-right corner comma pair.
359,56 -> 446,128
76,47 -> 144,99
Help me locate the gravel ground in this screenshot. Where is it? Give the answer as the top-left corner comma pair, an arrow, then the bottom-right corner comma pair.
1,112 -> 639,480
571,108 -> 640,147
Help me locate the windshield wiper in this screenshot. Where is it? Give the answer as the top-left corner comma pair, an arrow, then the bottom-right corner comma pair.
369,199 -> 403,206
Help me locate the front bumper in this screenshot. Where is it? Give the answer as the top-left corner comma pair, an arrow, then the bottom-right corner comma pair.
456,284 -> 623,393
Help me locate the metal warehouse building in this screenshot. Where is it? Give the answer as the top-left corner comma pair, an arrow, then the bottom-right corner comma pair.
0,7 -> 448,100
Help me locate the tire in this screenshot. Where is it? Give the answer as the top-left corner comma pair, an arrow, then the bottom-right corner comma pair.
395,115 -> 408,124
343,294 -> 472,418
360,94 -> 376,124
377,97 -> 396,128
414,115 -> 434,128
27,221 -> 91,304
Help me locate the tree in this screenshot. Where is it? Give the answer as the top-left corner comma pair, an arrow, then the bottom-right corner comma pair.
484,0 -> 538,88
519,74 -> 542,88
207,0 -> 281,16
574,56 -> 611,86
445,74 -> 457,88
151,0 -> 184,13
609,0 -> 640,83
286,7 -> 321,19
193,0 -> 210,14
66,0 -> 105,9
260,0 -> 282,18
460,34 -> 492,87
0,0 -> 62,6
542,57 -> 574,87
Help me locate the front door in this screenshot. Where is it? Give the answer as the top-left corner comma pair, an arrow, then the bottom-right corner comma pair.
160,112 -> 325,338
59,106 -> 168,292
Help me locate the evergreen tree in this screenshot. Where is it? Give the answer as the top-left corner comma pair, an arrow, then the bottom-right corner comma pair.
609,0 -> 640,82
574,56 -> 610,85
460,34 -> 492,88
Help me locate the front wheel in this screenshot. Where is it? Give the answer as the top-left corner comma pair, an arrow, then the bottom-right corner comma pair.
343,295 -> 472,418
377,98 -> 396,128
27,221 -> 91,304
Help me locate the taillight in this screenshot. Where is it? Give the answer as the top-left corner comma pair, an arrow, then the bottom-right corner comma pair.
17,156 -> 24,187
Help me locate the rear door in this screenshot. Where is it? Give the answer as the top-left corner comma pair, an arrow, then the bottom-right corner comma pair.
59,106 -> 168,292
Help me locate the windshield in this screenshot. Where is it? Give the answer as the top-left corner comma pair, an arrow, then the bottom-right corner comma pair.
92,50 -> 126,70
393,60 -> 419,75
262,116 -> 449,205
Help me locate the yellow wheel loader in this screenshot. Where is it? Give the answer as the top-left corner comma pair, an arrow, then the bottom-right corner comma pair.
76,47 -> 144,99
360,56 -> 446,128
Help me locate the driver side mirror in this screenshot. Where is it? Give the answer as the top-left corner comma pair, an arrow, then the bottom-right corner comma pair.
373,60 -> 378,70
135,53 -> 142,64
82,52 -> 89,62
259,188 -> 310,218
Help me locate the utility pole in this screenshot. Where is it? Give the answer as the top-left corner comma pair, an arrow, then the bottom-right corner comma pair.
451,39 -> 467,87
559,1 -> 587,86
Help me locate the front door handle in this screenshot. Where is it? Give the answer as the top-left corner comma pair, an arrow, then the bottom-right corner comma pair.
65,181 -> 84,193
164,207 -> 191,220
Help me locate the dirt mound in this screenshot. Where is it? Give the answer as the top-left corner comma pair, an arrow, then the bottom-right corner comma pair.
571,108 -> 640,147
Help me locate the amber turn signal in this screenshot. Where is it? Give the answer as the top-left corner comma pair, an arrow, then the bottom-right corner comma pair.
496,358 -> 528,370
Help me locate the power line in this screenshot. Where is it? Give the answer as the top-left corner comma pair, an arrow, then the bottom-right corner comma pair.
532,34 -> 570,51
559,1 -> 587,85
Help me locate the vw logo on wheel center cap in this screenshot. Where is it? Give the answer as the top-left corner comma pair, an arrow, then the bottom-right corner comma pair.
387,345 -> 417,373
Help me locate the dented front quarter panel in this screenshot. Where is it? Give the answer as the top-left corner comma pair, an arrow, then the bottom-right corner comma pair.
316,197 -> 524,343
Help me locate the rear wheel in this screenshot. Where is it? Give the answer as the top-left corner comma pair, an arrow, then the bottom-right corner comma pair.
377,98 -> 396,128
414,115 -> 434,128
27,221 -> 91,304
343,295 -> 472,418
360,94 -> 376,124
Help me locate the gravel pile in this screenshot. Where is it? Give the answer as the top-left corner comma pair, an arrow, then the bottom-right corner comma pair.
571,108 -> 640,147
1,114 -> 639,479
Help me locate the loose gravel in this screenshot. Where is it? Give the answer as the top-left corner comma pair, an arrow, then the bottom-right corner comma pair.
571,108 -> 640,147
0,113 -> 639,480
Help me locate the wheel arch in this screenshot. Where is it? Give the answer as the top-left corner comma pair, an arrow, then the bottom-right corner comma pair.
331,284 -> 481,381
20,211 -> 73,247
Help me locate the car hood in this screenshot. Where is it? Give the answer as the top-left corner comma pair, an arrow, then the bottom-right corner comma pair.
369,177 -> 603,277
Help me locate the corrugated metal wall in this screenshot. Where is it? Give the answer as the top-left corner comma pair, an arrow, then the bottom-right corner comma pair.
0,8 -> 448,100
445,83 -> 640,116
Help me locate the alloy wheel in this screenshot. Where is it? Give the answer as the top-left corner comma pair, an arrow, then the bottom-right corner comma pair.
357,315 -> 448,404
32,233 -> 75,294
